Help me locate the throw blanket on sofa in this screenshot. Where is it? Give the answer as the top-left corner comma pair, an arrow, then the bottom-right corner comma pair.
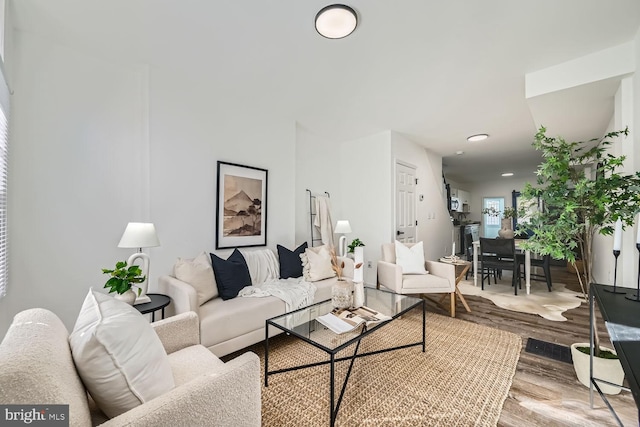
238,278 -> 316,312
241,248 -> 280,285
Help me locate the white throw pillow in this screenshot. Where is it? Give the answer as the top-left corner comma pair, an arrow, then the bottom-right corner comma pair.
174,251 -> 218,305
300,245 -> 336,282
395,240 -> 428,274
69,289 -> 175,418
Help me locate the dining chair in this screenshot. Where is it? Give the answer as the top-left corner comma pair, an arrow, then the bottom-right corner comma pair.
467,233 -> 500,283
464,232 -> 474,279
518,253 -> 552,291
479,237 -> 521,294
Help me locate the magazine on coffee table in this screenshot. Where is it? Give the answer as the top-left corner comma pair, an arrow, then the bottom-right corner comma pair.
317,306 -> 392,334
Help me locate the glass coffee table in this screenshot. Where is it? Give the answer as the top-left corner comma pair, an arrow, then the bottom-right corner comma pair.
265,287 -> 425,427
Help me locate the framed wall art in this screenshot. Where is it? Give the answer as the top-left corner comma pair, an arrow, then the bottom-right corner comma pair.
216,161 -> 268,249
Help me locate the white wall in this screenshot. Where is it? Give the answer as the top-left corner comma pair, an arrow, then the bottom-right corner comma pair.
1,30 -> 296,336
465,176 -> 532,231
340,131 -> 392,285
294,124 -> 344,248
3,31 -> 148,333
591,64 -> 637,287
294,127 -> 393,285
295,129 -> 453,286
149,68 -> 295,274
391,132 -> 453,260
636,27 -> 640,172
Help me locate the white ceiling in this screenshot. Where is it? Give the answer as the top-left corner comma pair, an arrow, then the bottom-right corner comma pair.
9,0 -> 640,184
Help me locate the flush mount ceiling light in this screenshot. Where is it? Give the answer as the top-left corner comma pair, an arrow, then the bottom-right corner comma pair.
455,150 -> 464,155
315,4 -> 358,39
467,134 -> 489,142
501,172 -> 514,177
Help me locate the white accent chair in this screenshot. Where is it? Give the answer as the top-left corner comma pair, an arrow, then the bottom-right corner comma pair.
0,308 -> 261,426
377,242 -> 458,316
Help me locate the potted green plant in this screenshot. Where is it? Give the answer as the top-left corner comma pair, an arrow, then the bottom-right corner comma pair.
347,238 -> 365,254
518,126 -> 640,392
102,261 -> 146,305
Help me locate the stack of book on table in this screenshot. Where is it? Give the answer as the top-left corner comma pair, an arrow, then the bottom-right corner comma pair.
317,306 -> 391,334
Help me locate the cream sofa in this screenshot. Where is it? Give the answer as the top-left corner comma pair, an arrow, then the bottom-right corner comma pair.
158,248 -> 354,357
0,308 -> 261,427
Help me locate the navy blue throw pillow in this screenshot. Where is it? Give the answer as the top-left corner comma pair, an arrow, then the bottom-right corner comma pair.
210,249 -> 252,300
277,242 -> 308,279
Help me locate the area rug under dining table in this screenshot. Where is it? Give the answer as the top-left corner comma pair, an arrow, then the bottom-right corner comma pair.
458,279 -> 582,321
249,310 -> 521,426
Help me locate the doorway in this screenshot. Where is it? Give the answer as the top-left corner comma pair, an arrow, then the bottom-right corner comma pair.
395,162 -> 417,243
482,197 -> 504,238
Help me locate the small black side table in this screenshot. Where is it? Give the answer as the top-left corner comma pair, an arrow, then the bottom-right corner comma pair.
134,293 -> 170,322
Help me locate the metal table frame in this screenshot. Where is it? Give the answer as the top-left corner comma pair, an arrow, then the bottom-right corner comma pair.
264,290 -> 425,427
589,283 -> 640,426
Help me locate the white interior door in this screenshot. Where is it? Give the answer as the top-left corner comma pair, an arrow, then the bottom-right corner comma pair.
395,162 -> 417,243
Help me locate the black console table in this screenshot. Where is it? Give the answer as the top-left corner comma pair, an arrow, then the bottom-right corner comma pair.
590,283 -> 640,425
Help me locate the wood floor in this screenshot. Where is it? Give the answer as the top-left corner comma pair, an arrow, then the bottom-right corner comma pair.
423,265 -> 637,426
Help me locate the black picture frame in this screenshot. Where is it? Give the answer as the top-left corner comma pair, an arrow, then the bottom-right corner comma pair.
216,161 -> 268,249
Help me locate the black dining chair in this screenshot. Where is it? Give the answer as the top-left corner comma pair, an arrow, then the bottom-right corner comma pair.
518,253 -> 552,292
464,232 -> 498,282
479,237 -> 521,294
464,232 -> 474,279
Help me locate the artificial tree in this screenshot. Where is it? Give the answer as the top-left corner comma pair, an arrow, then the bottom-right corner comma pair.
519,126 -> 640,356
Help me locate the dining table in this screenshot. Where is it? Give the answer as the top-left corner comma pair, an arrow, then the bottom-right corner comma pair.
472,239 -> 531,294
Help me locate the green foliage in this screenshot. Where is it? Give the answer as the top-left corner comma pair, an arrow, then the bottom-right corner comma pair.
482,206 -> 517,219
519,126 -> 640,295
576,346 -> 619,360
102,261 -> 146,295
347,238 -> 365,253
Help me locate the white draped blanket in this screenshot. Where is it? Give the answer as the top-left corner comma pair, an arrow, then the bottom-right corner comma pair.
238,278 -> 317,312
313,195 -> 334,247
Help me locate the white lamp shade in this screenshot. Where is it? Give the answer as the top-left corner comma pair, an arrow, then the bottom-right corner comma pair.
315,4 -> 357,39
118,223 -> 160,249
334,220 -> 352,234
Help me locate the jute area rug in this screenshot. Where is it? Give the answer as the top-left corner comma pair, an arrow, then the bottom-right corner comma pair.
250,310 -> 521,427
458,279 -> 583,321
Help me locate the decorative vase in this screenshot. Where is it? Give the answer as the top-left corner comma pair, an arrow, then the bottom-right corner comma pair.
570,343 -> 624,395
353,246 -> 364,283
498,218 -> 515,239
114,289 -> 136,305
331,280 -> 353,309
352,282 -> 365,308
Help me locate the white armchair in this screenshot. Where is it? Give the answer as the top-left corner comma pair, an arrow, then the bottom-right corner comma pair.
377,242 -> 458,316
0,308 -> 261,426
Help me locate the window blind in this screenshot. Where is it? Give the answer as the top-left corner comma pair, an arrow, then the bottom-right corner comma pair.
0,62 -> 9,298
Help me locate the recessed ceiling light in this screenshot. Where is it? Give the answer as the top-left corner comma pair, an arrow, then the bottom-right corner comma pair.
467,134 -> 489,142
455,150 -> 464,155
501,172 -> 514,177
315,4 -> 358,39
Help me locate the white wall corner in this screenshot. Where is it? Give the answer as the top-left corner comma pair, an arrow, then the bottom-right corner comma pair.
525,41 -> 635,99
137,64 -> 151,221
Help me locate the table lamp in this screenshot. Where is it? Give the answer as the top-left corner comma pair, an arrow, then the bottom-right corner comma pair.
118,222 -> 160,304
334,220 -> 352,257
